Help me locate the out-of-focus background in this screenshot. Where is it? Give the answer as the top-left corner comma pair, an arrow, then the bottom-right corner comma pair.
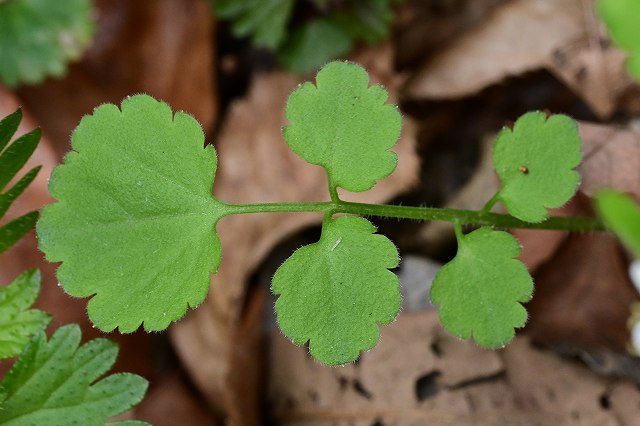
1,0 -> 640,424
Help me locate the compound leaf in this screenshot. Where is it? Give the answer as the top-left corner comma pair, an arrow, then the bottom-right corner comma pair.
284,61 -> 401,193
0,109 -> 22,152
596,190 -> 640,258
215,0 -> 294,49
493,112 -> 581,223
0,269 -> 50,359
0,324 -> 149,425
0,212 -> 38,254
599,0 -> 640,79
430,227 -> 533,348
37,95 -> 228,333
280,18 -> 352,73
272,216 -> 401,365
332,0 -> 395,43
0,0 -> 94,87
0,108 -> 41,254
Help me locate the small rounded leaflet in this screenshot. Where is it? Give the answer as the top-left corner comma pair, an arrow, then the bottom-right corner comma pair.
37,95 -> 227,333
283,61 -> 402,193
596,190 -> 640,258
0,0 -> 94,87
492,112 -> 582,223
430,227 -> 534,348
599,0 -> 640,79
272,216 -> 401,365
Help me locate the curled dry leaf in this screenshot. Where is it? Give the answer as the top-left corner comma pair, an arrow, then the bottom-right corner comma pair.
404,0 -> 640,118
269,310 -> 640,425
511,120 -> 639,354
169,46 -> 419,418
578,120 -> 640,199
519,122 -> 640,354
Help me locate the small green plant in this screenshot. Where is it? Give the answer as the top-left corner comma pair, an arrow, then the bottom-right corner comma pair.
0,0 -> 94,87
214,0 -> 397,72
36,61 -> 605,365
599,0 -> 640,79
0,110 -> 148,424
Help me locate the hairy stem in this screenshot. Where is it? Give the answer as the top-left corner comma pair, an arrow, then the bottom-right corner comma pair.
225,200 -> 604,232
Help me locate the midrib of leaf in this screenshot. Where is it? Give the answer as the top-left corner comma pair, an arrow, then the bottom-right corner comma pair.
1,346 -> 67,420
0,317 -> 48,332
1,342 -> 105,423
328,89 -> 348,195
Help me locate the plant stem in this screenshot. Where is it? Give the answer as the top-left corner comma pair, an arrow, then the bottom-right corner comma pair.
225,200 -> 605,232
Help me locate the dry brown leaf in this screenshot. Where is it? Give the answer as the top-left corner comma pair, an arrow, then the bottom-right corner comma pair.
133,373 -> 220,426
502,337 -> 625,425
515,121 -> 640,271
547,26 -> 636,118
169,46 -> 419,420
526,232 -> 635,352
393,0 -> 510,70
15,0 -> 217,157
404,0 -> 638,118
405,0 -> 586,99
579,121 -> 640,199
269,310 -> 636,425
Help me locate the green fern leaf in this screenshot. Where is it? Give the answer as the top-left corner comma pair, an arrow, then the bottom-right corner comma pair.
0,269 -> 50,359
0,109 -> 41,254
272,216 -> 401,365
280,19 -> 352,73
215,0 -> 294,49
0,324 -> 148,425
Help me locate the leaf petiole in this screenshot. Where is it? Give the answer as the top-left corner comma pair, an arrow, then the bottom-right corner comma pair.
224,200 -> 604,232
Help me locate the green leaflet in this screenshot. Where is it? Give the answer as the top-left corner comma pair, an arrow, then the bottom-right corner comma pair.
37,95 -> 228,333
0,109 -> 41,254
596,190 -> 640,258
284,61 -> 401,193
0,324 -> 149,425
492,112 -> 582,223
272,216 -> 401,365
0,0 -> 94,87
0,269 -> 50,359
599,0 -> 640,79
430,227 -> 533,348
